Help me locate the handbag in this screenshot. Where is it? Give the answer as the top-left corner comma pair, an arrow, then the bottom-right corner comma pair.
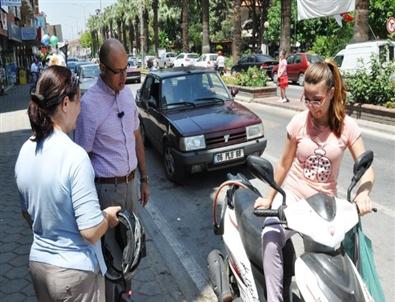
344,221 -> 386,302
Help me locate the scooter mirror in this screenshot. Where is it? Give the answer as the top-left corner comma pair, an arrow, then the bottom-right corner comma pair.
247,155 -> 275,186
347,150 -> 374,202
247,155 -> 287,206
353,150 -> 374,183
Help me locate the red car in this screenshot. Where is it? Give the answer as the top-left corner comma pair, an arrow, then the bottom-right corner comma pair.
271,52 -> 323,86
126,58 -> 141,83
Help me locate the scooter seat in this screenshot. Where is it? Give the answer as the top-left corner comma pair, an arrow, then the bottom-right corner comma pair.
234,188 -> 295,273
234,188 -> 268,269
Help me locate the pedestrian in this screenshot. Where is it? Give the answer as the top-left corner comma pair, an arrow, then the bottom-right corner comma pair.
30,57 -> 40,84
216,51 -> 225,75
254,59 -> 375,302
277,49 -> 289,103
75,38 -> 150,301
147,58 -> 157,71
15,65 -> 121,302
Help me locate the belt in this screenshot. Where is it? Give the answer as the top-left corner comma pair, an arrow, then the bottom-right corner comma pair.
95,170 -> 135,184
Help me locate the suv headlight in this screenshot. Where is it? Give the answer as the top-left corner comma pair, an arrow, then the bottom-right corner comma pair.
180,135 -> 206,151
246,123 -> 264,140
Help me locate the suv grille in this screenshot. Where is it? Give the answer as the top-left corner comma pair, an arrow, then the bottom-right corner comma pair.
205,128 -> 247,149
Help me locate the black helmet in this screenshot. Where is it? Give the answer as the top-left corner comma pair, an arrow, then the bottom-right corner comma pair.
103,209 -> 146,281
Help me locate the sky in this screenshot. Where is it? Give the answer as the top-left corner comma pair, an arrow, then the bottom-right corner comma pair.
39,0 -> 117,41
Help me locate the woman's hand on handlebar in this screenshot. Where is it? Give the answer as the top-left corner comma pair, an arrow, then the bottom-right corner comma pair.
355,195 -> 373,216
103,206 -> 121,228
254,197 -> 272,209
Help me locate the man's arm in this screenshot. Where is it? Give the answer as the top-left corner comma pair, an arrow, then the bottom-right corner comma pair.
135,127 -> 150,206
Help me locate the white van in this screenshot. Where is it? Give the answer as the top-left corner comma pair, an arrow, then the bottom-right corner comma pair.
334,40 -> 394,75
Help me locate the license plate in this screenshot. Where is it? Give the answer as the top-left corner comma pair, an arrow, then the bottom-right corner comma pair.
213,149 -> 244,164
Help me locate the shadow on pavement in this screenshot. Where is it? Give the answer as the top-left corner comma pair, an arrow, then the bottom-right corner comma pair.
0,84 -> 32,114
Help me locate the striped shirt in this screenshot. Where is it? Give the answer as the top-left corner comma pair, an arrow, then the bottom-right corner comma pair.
75,77 -> 139,177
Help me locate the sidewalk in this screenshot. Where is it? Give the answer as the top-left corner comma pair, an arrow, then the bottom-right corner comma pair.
0,84 -> 184,302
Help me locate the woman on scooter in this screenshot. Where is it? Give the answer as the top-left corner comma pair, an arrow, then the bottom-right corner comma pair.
15,65 -> 121,301
254,59 -> 375,302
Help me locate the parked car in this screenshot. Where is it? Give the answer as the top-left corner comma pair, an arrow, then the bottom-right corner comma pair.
194,53 -> 218,69
231,54 -> 278,78
72,61 -> 91,75
158,52 -> 177,68
271,52 -> 323,86
172,53 -> 199,67
136,67 -> 267,182
78,64 -> 99,95
126,58 -> 141,83
334,40 -> 395,76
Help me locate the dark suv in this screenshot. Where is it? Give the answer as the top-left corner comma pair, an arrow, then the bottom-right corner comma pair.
136,67 -> 267,183
271,52 -> 323,86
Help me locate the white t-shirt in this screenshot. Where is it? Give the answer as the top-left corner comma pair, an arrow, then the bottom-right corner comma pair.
217,55 -> 225,68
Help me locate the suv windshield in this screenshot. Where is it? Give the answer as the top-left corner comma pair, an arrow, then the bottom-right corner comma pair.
161,72 -> 230,106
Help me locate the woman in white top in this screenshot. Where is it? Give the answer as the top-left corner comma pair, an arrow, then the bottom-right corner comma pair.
278,49 -> 289,103
15,65 -> 121,301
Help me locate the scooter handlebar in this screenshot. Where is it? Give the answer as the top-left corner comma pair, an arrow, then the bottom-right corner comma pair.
253,208 -> 278,217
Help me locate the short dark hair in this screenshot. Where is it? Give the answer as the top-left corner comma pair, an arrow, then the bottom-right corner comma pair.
28,65 -> 79,141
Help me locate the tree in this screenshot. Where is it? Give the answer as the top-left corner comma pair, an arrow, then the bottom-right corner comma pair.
353,0 -> 369,42
280,0 -> 291,53
152,0 -> 159,56
80,31 -> 92,49
232,0 -> 241,63
202,0 -> 210,53
181,0 -> 189,52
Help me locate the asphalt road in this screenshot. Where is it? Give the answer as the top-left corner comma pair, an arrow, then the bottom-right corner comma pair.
127,82 -> 395,302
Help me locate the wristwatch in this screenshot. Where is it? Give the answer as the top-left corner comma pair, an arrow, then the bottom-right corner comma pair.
140,175 -> 149,184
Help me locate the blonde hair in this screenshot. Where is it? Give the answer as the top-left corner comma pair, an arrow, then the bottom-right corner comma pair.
304,58 -> 346,137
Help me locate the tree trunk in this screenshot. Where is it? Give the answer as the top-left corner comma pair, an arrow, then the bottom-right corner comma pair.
143,6 -> 149,53
135,16 -> 140,53
258,0 -> 270,52
122,21 -> 128,53
251,1 -> 257,52
117,19 -> 122,42
232,0 -> 242,63
152,0 -> 159,56
182,0 -> 189,52
109,21 -> 114,38
202,0 -> 210,54
128,22 -> 135,55
279,0 -> 291,54
352,0 -> 369,42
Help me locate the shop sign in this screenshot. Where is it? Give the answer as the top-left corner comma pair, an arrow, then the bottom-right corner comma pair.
1,10 -> 7,31
7,22 -> 21,41
21,27 -> 37,40
0,0 -> 22,7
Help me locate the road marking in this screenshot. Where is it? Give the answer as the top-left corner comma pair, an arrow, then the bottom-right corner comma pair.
144,202 -> 216,301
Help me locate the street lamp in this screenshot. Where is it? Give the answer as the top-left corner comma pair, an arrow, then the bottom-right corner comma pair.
263,21 -> 270,55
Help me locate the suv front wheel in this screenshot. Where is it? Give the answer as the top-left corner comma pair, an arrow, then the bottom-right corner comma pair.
163,144 -> 186,183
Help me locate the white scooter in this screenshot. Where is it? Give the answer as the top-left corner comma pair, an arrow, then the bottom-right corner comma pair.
208,151 -> 375,302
